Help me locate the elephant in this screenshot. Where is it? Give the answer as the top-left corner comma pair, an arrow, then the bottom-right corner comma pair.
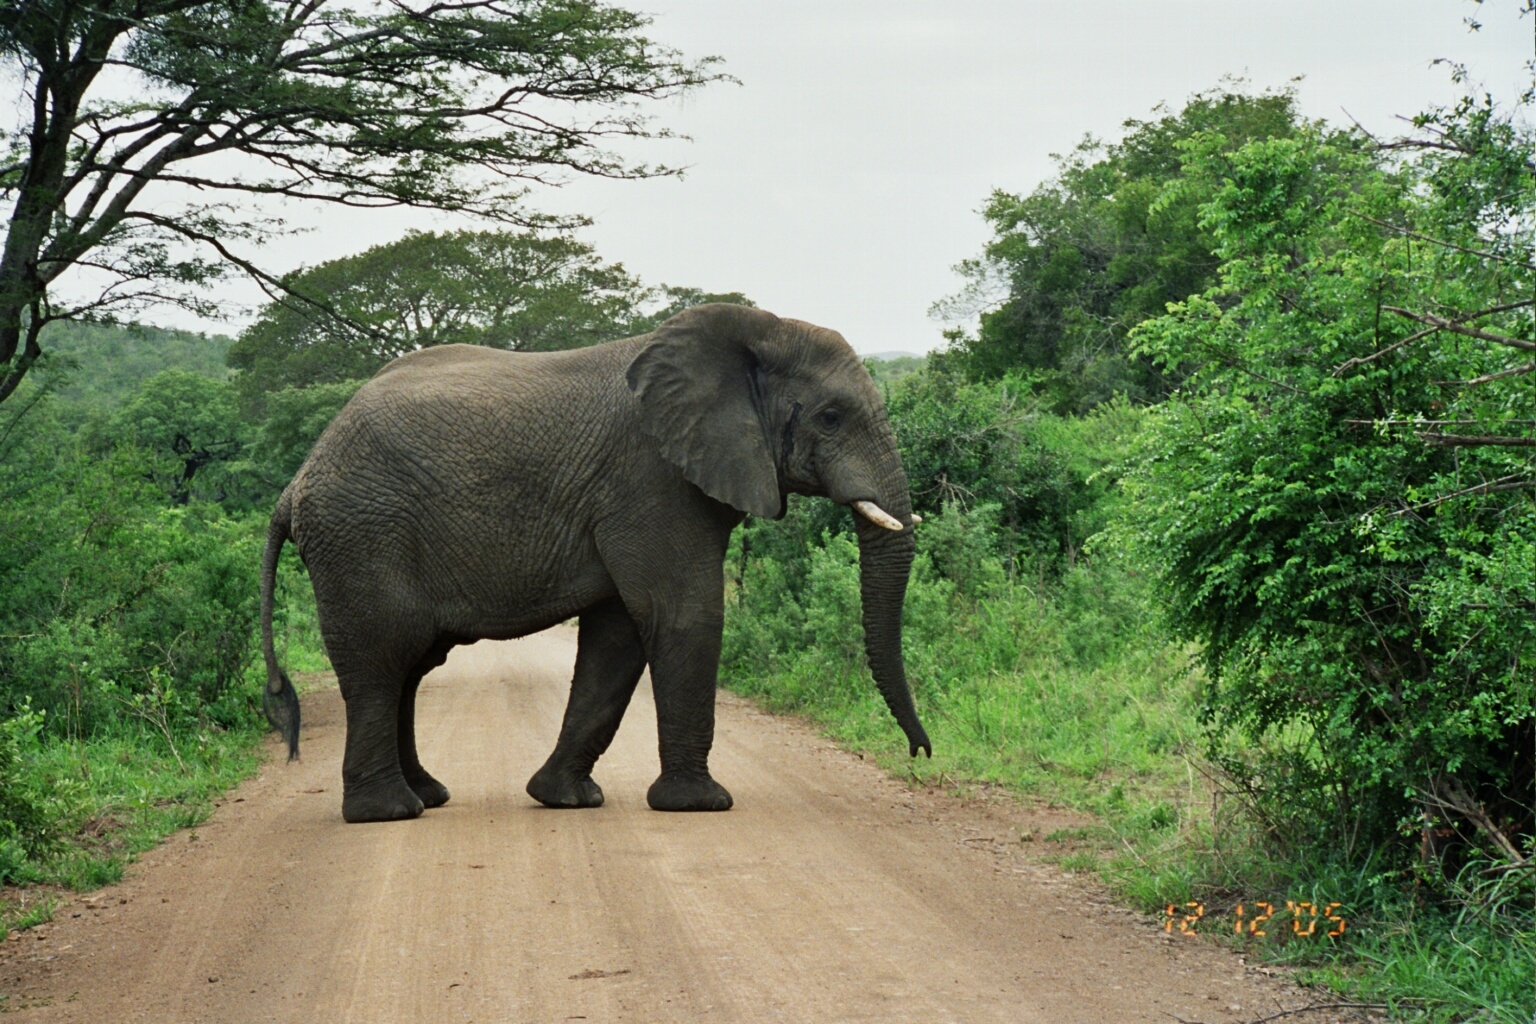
257,303 -> 930,823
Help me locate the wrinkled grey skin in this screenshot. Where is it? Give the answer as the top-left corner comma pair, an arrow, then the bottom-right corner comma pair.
258,304 -> 930,823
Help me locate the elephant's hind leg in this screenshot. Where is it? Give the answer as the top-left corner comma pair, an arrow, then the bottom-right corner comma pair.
397,637 -> 461,809
338,676 -> 426,823
330,633 -> 443,824
527,599 -> 646,808
399,672 -> 450,808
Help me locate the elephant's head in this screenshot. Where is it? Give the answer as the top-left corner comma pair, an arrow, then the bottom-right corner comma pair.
627,303 -> 931,757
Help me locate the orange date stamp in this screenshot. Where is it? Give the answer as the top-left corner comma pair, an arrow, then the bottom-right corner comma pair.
1164,901 -> 1347,938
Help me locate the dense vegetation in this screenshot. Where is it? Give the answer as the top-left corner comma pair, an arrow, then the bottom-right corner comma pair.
0,322 -> 327,898
723,88 -> 1533,1022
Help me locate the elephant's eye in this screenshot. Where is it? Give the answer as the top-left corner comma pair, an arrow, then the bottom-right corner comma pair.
815,407 -> 842,431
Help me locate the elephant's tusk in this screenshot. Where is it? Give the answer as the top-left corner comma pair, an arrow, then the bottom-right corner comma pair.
910,513 -> 923,524
852,500 -> 905,531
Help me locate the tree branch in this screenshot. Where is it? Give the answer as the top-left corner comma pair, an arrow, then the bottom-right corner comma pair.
1391,474 -> 1536,516
1419,433 -> 1536,448
1419,776 -> 1529,865
124,210 -> 399,350
1334,300 -> 1536,374
1382,306 -> 1536,353
1434,361 -> 1536,387
1357,214 -> 1536,270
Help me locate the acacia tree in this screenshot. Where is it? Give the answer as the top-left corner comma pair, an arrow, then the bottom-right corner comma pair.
0,0 -> 719,406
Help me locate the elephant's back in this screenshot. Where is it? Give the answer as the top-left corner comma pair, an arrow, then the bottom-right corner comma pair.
286,338 -> 655,630
322,341 -> 636,445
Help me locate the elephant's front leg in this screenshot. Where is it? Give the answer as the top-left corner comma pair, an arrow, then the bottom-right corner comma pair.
526,598 -> 647,808
644,611 -> 733,812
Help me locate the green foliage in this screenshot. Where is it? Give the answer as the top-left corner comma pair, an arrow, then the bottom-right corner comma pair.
0,366 -> 325,886
935,86 -> 1313,411
227,229 -> 652,410
0,709 -> 267,892
0,441 -> 266,732
0,704 -> 81,874
863,353 -> 927,386
882,369 -> 1141,571
721,504 -> 1190,813
1123,100 -> 1534,865
248,380 -> 368,481
628,286 -> 757,334
104,369 -> 248,505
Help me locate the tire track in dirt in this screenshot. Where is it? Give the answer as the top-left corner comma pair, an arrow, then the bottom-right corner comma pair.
0,628 -> 1341,1023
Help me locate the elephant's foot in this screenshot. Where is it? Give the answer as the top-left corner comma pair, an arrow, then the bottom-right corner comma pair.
405,770 -> 451,809
526,763 -> 605,808
342,775 -> 425,823
647,772 -> 733,812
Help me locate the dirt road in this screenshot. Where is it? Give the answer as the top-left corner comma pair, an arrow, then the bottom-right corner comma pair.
1,629 -> 1328,1023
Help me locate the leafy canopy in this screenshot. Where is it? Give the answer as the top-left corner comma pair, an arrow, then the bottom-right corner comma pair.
226,228 -> 651,408
1124,97 -> 1534,857
0,0 -> 721,406
934,87 -> 1315,412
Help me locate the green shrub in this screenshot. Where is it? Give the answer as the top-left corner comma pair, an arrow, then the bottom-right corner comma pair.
1124,110 -> 1534,867
722,502 -> 1188,809
0,704 -> 83,879
0,444 -> 265,735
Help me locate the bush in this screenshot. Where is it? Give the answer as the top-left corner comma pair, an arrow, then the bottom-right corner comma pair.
1124,112 -> 1534,868
721,501 -> 1183,807
0,704 -> 82,876
1,415 -> 266,738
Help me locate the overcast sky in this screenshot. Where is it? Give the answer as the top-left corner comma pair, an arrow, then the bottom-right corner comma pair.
161,1 -> 1536,354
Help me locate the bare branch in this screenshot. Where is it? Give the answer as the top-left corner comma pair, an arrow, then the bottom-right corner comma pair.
1391,474 -> 1536,516
1334,300 -> 1536,374
1419,776 -> 1529,865
1331,323 -> 1440,375
1344,419 -> 1536,427
1357,214 -> 1536,270
1434,361 -> 1536,387
1382,307 -> 1536,353
1419,433 -> 1536,448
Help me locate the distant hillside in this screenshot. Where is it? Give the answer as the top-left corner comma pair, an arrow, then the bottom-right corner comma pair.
862,352 -> 927,385
40,320 -> 235,408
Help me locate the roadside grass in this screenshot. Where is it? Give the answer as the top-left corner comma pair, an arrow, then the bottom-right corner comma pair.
720,538 -> 1534,1024
9,716 -> 267,895
0,580 -> 330,937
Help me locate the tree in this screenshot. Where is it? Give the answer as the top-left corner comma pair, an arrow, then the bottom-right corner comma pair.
933,87 -> 1313,411
1125,99 -> 1533,867
0,0 -> 720,406
630,285 -> 755,332
227,229 -> 650,407
242,379 -> 362,484
109,369 -> 245,504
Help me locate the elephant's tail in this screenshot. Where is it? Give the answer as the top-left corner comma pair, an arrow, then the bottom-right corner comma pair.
261,488 -> 301,761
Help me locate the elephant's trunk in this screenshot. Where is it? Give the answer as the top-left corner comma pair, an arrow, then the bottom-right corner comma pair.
853,499 -> 931,758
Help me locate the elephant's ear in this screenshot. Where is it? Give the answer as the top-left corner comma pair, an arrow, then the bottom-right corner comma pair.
626,305 -> 783,518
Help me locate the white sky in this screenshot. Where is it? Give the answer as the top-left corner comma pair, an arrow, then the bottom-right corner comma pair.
143,1 -> 1536,353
